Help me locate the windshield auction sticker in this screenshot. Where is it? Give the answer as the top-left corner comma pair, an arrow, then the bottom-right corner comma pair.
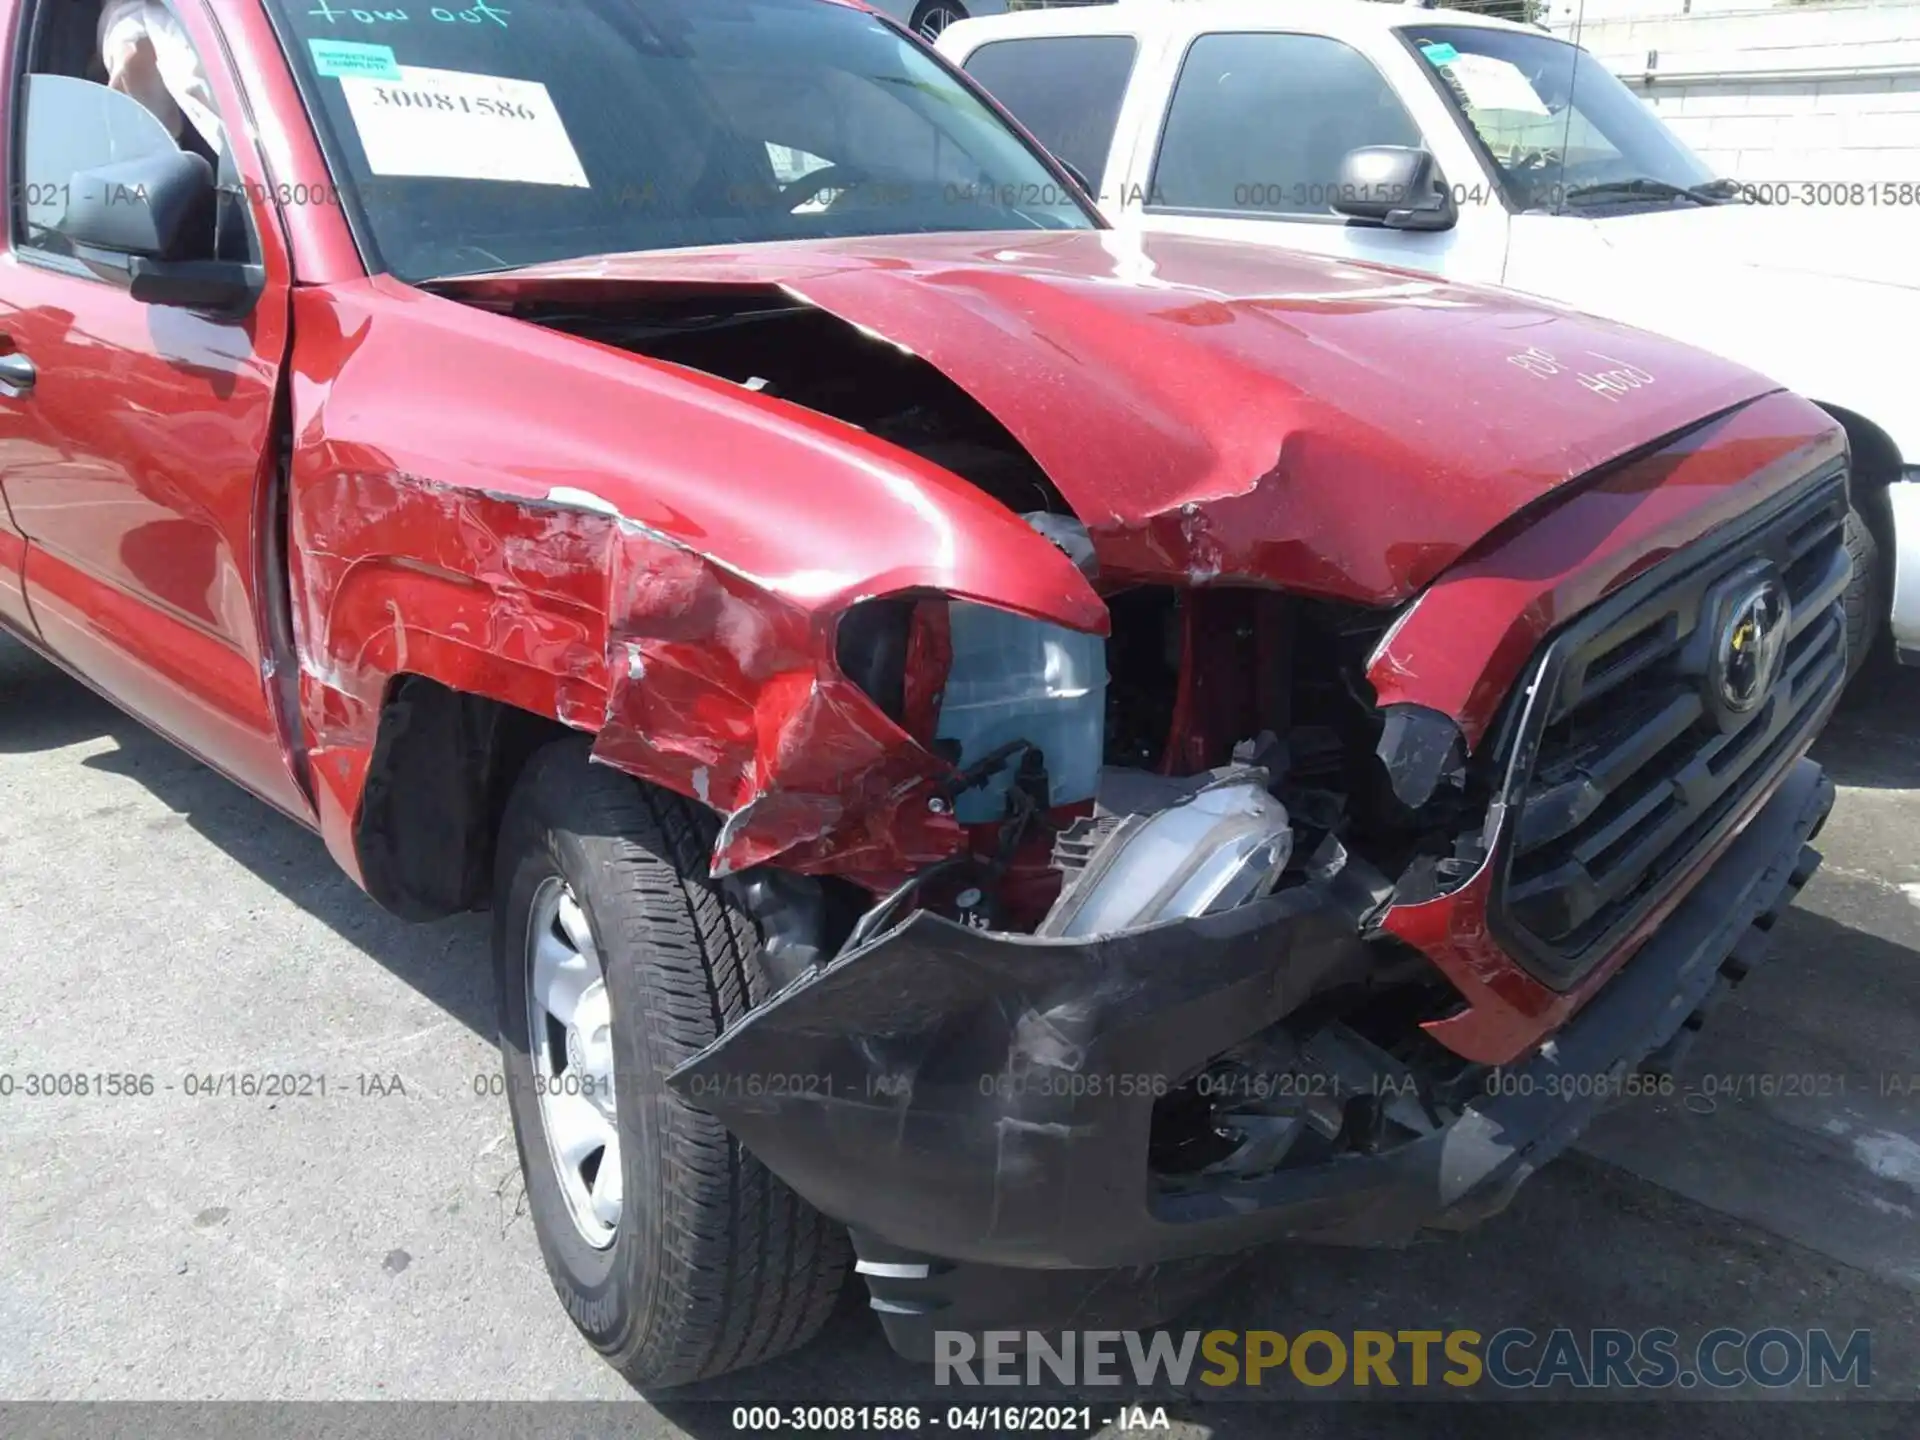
309,38 -> 402,80
1440,52 -> 1550,117
337,65 -> 589,187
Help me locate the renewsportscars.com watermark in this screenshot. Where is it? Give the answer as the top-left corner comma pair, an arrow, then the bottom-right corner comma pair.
935,1327 -> 1872,1392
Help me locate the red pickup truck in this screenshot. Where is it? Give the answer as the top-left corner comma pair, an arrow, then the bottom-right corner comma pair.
5,0 -> 1846,1387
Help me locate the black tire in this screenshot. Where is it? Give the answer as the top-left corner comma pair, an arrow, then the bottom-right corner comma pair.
1844,490 -> 1888,681
909,0 -> 968,41
493,739 -> 849,1388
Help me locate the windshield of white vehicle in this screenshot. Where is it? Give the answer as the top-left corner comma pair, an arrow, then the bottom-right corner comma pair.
265,0 -> 1095,280
1402,24 -> 1730,213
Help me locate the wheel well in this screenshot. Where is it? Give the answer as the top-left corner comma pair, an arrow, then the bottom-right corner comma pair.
355,675 -> 572,921
1818,403 -> 1904,490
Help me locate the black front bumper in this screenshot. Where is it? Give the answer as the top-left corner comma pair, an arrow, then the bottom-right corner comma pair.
670,759 -> 1832,1310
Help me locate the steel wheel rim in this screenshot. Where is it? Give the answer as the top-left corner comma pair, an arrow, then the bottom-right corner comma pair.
916,3 -> 965,39
526,876 -> 622,1250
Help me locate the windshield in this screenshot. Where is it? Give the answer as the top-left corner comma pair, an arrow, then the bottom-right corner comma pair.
265,0 -> 1095,280
1401,25 -> 1725,213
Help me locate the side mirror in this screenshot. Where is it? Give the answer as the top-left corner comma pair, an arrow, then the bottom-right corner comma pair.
1058,159 -> 1095,197
57,148 -> 262,315
1331,146 -> 1458,233
61,148 -> 215,260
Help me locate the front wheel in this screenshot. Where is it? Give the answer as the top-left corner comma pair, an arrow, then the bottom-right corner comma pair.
493,739 -> 848,1387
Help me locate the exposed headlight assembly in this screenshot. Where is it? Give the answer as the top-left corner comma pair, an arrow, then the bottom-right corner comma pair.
1039,775 -> 1293,939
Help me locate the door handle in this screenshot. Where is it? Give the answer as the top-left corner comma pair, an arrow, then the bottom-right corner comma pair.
0,351 -> 35,397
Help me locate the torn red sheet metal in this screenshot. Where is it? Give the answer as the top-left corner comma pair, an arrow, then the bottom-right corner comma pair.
433,228 -> 1786,606
288,238 -> 1838,891
593,526 -> 966,878
285,280 -> 1100,884
1365,394 -> 1847,750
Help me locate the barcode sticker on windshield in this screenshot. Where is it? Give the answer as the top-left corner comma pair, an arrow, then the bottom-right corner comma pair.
1440,53 -> 1550,117
339,66 -> 589,187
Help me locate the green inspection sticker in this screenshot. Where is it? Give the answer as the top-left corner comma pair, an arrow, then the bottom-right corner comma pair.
1420,42 -> 1461,64
308,38 -> 402,80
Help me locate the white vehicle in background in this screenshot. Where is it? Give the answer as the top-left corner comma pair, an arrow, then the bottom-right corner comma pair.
940,0 -> 1920,671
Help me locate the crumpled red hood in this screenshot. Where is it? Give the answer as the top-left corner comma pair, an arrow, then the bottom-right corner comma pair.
436,229 -> 1783,603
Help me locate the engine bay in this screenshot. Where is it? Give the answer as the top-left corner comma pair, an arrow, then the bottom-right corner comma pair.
512,291 -> 1497,939
475,291 -> 1517,1183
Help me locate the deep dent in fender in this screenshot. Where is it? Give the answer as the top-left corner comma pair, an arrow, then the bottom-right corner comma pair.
292,469 -> 975,880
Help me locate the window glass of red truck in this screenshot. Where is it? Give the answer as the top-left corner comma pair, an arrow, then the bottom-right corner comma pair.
1147,31 -> 1423,220
255,0 -> 1097,284
10,0 -> 252,270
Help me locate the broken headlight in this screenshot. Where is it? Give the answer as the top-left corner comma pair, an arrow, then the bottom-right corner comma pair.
1038,776 -> 1293,938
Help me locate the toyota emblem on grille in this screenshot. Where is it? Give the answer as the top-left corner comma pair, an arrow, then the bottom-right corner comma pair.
1714,578 -> 1791,714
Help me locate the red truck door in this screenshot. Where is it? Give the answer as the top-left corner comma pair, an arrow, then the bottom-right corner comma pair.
0,456 -> 27,638
0,0 -> 308,818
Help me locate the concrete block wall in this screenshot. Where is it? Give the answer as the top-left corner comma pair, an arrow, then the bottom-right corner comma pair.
1546,0 -> 1920,182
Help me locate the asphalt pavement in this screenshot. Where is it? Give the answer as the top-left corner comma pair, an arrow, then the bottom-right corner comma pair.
2,631 -> 1917,1438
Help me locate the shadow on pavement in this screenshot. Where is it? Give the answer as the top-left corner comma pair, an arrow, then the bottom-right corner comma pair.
1817,657 -> 1920,790
0,632 -> 496,1039
647,1147 -> 1920,1429
0,631 -> 126,756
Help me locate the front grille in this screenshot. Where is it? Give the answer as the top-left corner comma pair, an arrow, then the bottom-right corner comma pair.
1491,467 -> 1851,989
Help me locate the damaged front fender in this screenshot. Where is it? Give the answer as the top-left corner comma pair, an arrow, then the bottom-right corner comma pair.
286,278 -> 1105,882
